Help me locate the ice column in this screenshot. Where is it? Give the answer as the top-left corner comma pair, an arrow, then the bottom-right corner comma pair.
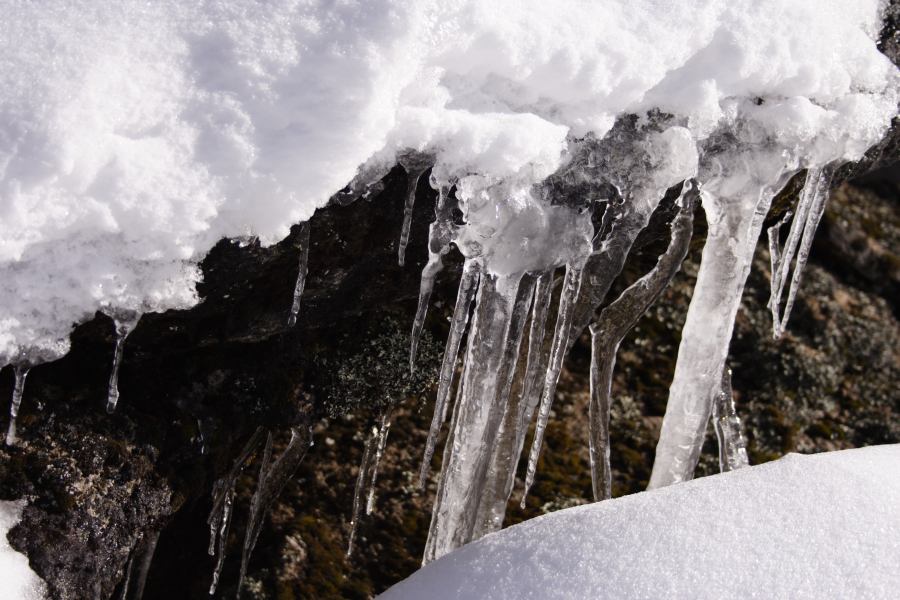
423,269 -> 520,562
649,146 -> 795,488
397,153 -> 433,267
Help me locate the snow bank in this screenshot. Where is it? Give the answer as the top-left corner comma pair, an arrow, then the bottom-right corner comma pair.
0,501 -> 46,600
382,445 -> 900,600
1,0 -> 896,363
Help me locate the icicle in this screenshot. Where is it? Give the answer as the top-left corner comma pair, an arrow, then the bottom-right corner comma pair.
106,312 -> 141,414
587,186 -> 697,501
521,263 -> 585,506
417,260 -> 481,488
409,183 -> 457,373
347,427 -> 376,558
423,272 -> 521,562
766,210 -> 792,309
129,530 -> 159,600
5,364 -> 30,446
118,544 -> 136,600
471,275 -> 536,538
711,366 -> 749,473
398,165 -> 429,267
776,165 -> 835,337
649,171 -> 787,488
238,426 -> 312,598
366,410 -> 393,516
767,166 -> 834,338
206,428 -> 264,591
208,486 -> 234,595
287,221 -> 311,328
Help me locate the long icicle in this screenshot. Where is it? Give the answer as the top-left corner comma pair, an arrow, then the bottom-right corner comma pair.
711,366 -> 749,472
587,185 -> 697,501
287,221 -> 311,328
777,165 -> 835,337
649,173 -> 783,488
5,364 -> 30,446
522,263 -> 585,506
238,426 -> 312,598
347,427 -> 376,558
471,275 -> 537,537
398,165 -> 430,267
410,183 -> 456,372
106,312 -> 141,414
423,270 -> 520,562
366,410 -> 393,515
418,260 -> 481,488
129,530 -> 159,600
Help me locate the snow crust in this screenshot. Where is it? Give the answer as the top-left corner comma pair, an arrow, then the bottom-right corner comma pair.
1,0 -> 897,363
382,445 -> 900,600
0,501 -> 46,600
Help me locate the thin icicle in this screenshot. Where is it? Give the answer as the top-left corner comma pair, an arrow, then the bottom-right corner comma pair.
418,260 -> 481,488
206,428 -> 264,590
768,171 -> 818,333
410,183 -> 457,372
347,428 -> 376,558
398,165 -> 430,267
5,364 -> 30,446
287,221 -> 311,328
522,263 -> 585,506
366,410 -> 393,515
106,312 -> 141,414
208,486 -> 234,595
766,209 -> 792,308
129,530 -> 159,600
587,186 -> 697,501
776,165 -> 835,337
238,426 -> 312,598
711,366 -> 749,473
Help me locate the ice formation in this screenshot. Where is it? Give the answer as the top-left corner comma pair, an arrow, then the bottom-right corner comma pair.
105,311 -> 141,413
1,0 -> 897,575
711,367 -> 750,473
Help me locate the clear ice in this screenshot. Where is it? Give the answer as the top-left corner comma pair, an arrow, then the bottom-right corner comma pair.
347,426 -> 376,558
418,260 -> 480,488
522,262 -> 584,505
768,165 -> 836,338
366,410 -> 393,516
5,364 -> 30,446
106,312 -> 141,414
238,426 -> 311,598
398,157 -> 432,267
587,185 -> 697,501
287,221 -> 311,328
649,130 -> 799,489
711,366 -> 750,472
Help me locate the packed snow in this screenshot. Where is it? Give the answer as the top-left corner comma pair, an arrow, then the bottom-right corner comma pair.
383,445 -> 900,600
0,501 -> 46,600
0,0 -> 895,365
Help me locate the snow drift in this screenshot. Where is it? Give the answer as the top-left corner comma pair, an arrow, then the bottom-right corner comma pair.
382,445 -> 900,600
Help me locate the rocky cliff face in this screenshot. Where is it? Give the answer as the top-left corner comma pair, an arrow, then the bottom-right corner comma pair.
2,16 -> 899,600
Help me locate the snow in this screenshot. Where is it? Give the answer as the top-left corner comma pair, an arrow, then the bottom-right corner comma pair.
382,445 -> 900,600
1,0 -> 896,365
0,501 -> 46,600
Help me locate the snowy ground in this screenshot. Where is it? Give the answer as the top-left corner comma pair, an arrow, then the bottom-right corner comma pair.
382,445 -> 900,600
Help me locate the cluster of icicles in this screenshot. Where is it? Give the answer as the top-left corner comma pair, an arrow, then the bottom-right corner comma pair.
1,113 -> 848,595
364,118 -> 837,563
